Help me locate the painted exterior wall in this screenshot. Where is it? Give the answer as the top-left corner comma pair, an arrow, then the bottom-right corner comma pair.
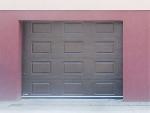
0,11 -> 149,101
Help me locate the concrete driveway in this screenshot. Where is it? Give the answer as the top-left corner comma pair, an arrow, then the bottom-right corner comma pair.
0,99 -> 150,113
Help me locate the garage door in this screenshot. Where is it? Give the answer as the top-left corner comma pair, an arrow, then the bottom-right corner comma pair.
22,21 -> 123,97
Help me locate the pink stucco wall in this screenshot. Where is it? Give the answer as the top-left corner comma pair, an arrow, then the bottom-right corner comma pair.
0,11 -> 149,101
148,13 -> 150,101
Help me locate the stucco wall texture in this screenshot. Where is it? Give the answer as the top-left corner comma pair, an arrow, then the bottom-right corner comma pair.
0,11 -> 149,101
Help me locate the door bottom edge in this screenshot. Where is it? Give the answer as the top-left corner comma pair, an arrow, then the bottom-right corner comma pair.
22,95 -> 123,99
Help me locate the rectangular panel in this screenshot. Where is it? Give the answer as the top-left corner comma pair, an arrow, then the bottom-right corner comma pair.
95,62 -> 114,73
64,23 -> 82,33
32,62 -> 51,73
64,82 -> 83,95
96,23 -> 114,33
64,41 -> 83,53
32,23 -> 51,33
96,41 -> 114,53
94,82 -> 114,95
32,83 -> 50,94
64,61 -> 83,73
32,41 -> 51,53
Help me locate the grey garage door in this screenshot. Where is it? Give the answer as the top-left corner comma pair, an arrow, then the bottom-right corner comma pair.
22,21 -> 123,97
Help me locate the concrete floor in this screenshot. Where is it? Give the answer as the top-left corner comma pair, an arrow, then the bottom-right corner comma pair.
0,99 -> 150,113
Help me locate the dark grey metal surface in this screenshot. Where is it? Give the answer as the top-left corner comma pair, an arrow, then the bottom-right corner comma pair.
22,21 -> 123,96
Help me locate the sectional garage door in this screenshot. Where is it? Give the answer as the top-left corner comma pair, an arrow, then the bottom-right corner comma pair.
22,21 -> 123,97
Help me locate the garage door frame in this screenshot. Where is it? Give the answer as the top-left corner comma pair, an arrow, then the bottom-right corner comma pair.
21,20 -> 123,99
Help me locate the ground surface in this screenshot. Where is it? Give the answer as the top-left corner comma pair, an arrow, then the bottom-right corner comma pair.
0,99 -> 150,113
